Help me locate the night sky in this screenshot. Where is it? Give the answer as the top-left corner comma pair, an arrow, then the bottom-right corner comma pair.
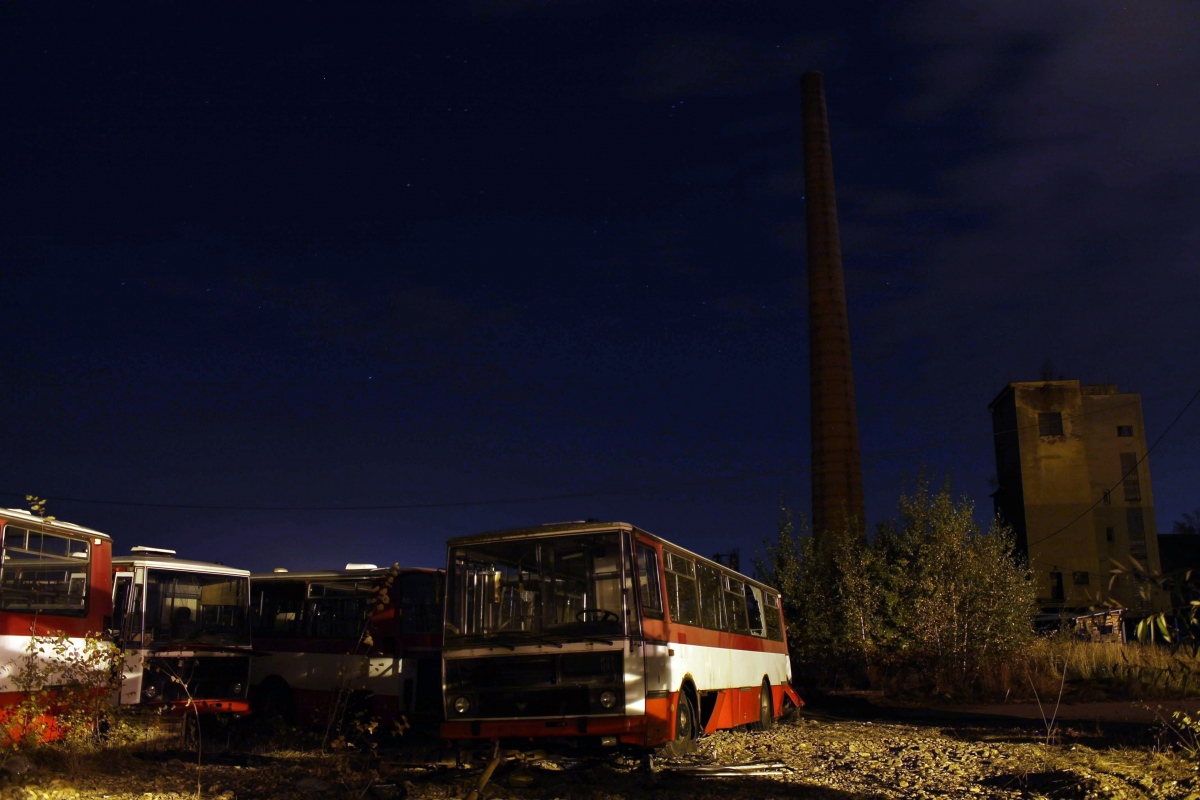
3,3 -> 1197,574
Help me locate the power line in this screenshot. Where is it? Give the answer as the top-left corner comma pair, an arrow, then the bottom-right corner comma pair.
0,433 -> 1034,513
0,468 -> 808,512
2,385 -> 1193,514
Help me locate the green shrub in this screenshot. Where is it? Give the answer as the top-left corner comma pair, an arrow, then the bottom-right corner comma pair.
1,629 -> 123,749
759,481 -> 1037,698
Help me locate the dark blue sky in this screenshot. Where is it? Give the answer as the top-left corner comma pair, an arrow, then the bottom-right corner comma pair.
2,2 -> 1197,572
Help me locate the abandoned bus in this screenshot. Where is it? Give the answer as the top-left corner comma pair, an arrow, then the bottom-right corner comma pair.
248,565 -> 444,730
0,508 -> 114,740
440,521 -> 801,750
111,547 -> 253,717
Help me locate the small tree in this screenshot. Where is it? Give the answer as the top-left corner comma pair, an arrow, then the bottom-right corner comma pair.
876,482 -> 1036,695
756,504 -> 886,686
1173,510 -> 1200,536
758,481 -> 1037,697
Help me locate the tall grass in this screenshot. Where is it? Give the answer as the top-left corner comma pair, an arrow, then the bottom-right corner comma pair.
983,637 -> 1200,703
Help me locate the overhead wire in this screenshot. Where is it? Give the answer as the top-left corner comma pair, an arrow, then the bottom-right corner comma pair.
1025,384 -> 1200,550
0,385 -> 1194,514
1005,384 -> 1200,578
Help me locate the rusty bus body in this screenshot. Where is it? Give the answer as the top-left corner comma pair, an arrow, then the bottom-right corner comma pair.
249,565 -> 444,730
440,521 -> 801,751
111,548 -> 253,718
0,509 -> 114,742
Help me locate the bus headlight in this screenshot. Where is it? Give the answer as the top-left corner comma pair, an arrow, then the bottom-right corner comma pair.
599,691 -> 617,709
453,696 -> 471,715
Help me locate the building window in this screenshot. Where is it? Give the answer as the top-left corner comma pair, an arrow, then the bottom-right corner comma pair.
1073,571 -> 1090,586
1102,489 -> 1111,506
1127,508 -> 1146,541
1039,412 -> 1064,437
1127,508 -> 1148,560
1106,526 -> 1115,542
1120,452 -> 1141,501
1117,425 -> 1134,437
1049,571 -> 1065,601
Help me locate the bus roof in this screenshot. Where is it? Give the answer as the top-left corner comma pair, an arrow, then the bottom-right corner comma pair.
0,508 -> 112,541
250,565 -> 442,582
447,521 -> 781,595
112,554 -> 249,577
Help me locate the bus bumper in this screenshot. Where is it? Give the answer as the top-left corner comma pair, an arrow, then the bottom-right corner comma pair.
782,683 -> 804,709
163,699 -> 252,716
441,714 -> 651,746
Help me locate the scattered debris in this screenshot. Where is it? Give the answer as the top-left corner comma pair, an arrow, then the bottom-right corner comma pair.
0,713 -> 1196,798
664,760 -> 791,778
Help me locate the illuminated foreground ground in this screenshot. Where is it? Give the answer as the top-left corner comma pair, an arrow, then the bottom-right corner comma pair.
2,711 -> 1197,799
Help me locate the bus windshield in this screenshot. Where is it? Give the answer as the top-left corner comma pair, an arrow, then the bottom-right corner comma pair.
445,531 -> 631,642
145,569 -> 251,647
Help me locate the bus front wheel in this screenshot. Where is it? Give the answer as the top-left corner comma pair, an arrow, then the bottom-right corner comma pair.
252,678 -> 295,724
661,691 -> 697,757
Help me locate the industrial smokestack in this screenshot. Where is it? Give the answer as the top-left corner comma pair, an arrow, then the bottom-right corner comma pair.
801,71 -> 865,539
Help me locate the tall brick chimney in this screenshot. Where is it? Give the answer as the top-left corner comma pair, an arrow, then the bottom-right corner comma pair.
801,71 -> 865,538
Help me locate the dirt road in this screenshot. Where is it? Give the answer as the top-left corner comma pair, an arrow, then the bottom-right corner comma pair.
4,709 -> 1198,799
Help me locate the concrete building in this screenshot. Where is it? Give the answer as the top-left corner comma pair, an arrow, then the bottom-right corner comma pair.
989,380 -> 1164,615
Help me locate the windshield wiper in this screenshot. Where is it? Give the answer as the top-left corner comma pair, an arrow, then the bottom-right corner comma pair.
473,631 -> 563,649
522,633 -> 564,648
563,634 -> 615,646
478,634 -> 516,651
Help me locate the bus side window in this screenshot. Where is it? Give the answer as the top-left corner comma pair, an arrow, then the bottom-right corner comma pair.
253,581 -> 305,637
636,545 -> 663,618
763,593 -> 784,641
696,562 -> 724,631
744,584 -> 765,637
400,572 -> 439,634
724,576 -> 750,634
307,580 -> 372,640
664,551 -> 698,626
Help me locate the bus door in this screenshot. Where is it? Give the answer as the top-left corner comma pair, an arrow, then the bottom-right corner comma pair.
113,567 -> 146,706
633,538 -> 672,742
624,537 -> 652,724
397,572 -> 443,723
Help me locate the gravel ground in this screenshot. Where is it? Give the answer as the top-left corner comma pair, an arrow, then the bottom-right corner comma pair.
1,711 -> 1198,799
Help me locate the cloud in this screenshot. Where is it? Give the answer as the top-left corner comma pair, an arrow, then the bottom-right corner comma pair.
466,0 -> 586,21
628,33 -> 838,99
863,0 -> 1200,384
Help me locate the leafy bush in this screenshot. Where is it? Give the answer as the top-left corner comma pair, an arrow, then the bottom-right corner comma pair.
759,481 -> 1038,698
1,629 -> 123,749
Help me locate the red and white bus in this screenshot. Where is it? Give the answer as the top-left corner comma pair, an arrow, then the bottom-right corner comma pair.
440,521 -> 802,751
111,547 -> 253,718
0,508 -> 114,740
249,565 -> 444,731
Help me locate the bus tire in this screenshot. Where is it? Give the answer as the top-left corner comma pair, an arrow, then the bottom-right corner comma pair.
181,712 -> 201,753
252,678 -> 294,724
661,690 -> 697,757
749,678 -> 773,732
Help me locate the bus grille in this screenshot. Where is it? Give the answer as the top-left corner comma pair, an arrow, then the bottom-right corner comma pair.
478,686 -> 591,717
445,652 -> 623,720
